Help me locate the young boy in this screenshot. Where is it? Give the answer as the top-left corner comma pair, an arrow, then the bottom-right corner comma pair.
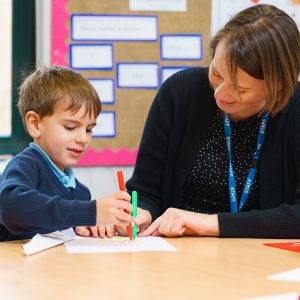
0,66 -> 133,241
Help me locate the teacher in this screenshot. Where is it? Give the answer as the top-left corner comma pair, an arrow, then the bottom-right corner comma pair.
126,4 -> 300,238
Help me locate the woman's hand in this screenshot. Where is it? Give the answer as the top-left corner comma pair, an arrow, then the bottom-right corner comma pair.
138,208 -> 220,237
135,207 -> 152,232
75,225 -> 115,238
115,207 -> 152,236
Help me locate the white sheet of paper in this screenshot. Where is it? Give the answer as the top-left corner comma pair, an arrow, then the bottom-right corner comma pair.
23,228 -> 76,256
130,0 -> 187,12
161,67 -> 187,83
72,15 -> 157,41
161,35 -> 202,60
117,63 -> 159,88
93,112 -> 116,137
64,236 -> 178,253
267,267 -> 300,282
243,293 -> 300,300
89,79 -> 114,104
70,44 -> 113,69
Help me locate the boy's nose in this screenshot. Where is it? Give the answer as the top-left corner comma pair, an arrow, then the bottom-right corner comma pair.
75,131 -> 89,144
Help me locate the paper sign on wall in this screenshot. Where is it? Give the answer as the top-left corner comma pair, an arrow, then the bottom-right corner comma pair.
129,0 -> 187,12
72,14 -> 158,41
89,79 -> 115,104
161,34 -> 202,60
93,111 -> 116,138
161,66 -> 188,83
70,44 -> 113,70
117,63 -> 159,88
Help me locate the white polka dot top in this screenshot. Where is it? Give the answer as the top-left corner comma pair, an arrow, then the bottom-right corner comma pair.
181,110 -> 261,214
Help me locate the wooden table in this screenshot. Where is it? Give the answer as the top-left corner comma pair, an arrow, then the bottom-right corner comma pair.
0,238 -> 299,300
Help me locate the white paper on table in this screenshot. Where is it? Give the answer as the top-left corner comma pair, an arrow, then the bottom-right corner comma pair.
267,267 -> 300,282
243,293 -> 300,300
64,236 -> 178,253
23,228 -> 76,256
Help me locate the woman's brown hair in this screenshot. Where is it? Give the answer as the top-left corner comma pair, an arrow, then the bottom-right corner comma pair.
210,4 -> 300,115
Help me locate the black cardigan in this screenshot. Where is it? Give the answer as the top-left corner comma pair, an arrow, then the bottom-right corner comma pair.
126,67 -> 300,238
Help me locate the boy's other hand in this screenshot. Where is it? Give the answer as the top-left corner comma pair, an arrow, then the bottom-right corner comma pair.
75,225 -> 115,238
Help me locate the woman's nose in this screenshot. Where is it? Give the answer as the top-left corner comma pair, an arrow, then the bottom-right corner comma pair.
214,82 -> 233,100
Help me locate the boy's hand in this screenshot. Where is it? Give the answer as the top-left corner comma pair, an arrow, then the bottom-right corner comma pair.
75,225 -> 115,238
75,226 -> 91,237
96,191 -> 134,227
115,207 -> 152,236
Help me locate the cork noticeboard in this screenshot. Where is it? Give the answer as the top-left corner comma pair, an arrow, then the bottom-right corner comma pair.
51,0 -> 211,165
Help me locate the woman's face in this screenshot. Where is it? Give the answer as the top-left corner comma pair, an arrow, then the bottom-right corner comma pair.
209,40 -> 267,121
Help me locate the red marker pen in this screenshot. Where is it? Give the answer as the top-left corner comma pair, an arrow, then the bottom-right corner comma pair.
117,170 -> 133,240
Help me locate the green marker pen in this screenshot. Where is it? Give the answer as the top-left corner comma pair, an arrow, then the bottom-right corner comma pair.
132,191 -> 138,240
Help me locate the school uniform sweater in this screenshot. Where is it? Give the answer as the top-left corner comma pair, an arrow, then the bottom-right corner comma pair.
126,67 -> 300,238
0,147 -> 96,241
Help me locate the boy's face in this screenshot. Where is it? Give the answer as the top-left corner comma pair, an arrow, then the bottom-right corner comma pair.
33,102 -> 97,171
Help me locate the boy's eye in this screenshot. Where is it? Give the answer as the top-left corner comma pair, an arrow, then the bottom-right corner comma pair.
86,128 -> 93,134
64,126 -> 75,131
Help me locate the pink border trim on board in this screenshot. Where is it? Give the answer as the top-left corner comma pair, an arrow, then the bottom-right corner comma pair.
51,0 -> 69,66
77,148 -> 138,166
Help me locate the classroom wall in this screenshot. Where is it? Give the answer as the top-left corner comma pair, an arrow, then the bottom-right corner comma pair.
35,0 -> 119,198
0,0 -> 12,137
36,0 -> 51,66
74,166 -> 134,199
19,0 -> 209,198
0,1 -> 132,198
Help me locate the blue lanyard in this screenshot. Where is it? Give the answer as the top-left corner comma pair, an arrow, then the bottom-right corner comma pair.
223,112 -> 268,212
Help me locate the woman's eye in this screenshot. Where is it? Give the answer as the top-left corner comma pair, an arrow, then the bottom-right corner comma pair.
213,69 -> 221,77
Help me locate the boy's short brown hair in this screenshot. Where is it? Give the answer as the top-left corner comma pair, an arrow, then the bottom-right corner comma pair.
18,66 -> 101,125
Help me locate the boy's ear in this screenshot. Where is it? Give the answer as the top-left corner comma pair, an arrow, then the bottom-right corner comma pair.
25,111 -> 41,138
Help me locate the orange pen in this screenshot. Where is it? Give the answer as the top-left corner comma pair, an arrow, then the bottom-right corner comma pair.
117,170 -> 133,240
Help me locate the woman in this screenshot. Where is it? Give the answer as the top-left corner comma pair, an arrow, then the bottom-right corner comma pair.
126,4 -> 300,238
